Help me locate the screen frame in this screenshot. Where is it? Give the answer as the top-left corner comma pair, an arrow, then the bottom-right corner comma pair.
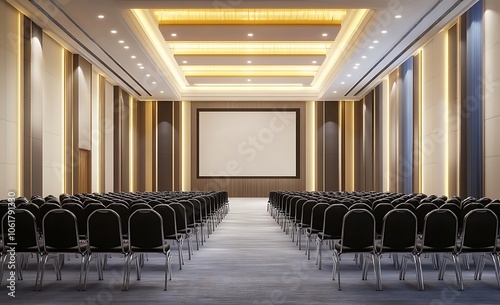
196,108 -> 301,179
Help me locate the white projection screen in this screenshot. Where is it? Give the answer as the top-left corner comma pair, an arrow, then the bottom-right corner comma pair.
197,109 -> 299,178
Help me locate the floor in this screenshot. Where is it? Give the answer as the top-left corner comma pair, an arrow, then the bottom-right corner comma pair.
1,198 -> 499,304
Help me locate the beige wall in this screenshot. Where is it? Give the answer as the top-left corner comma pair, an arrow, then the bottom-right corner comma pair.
421,30 -> 447,196
484,0 -> 500,199
0,1 -> 19,198
42,33 -> 64,197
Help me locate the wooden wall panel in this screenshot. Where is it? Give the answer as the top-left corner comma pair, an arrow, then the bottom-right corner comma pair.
190,101 -> 306,197
78,149 -> 91,193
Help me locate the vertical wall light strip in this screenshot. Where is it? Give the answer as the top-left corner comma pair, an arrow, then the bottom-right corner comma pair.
17,12 -> 23,195
338,101 -> 343,190
129,96 -> 134,191
181,101 -> 187,191
61,47 -> 66,192
384,77 -> 391,191
311,101 -> 316,191
444,30 -> 450,196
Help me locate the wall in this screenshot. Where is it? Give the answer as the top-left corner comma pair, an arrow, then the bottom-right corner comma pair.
0,1 -> 19,198
484,0 -> 500,199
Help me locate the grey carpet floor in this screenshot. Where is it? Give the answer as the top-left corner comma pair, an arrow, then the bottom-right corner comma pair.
1,198 -> 499,304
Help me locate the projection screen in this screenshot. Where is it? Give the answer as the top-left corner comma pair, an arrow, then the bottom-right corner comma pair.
197,109 -> 299,178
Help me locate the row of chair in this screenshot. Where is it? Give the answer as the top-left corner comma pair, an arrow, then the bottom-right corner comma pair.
0,191 -> 229,291
268,191 -> 500,291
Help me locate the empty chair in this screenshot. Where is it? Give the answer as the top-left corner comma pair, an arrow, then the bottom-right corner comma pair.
485,202 -> 500,235
18,202 -> 41,232
153,204 -> 184,270
373,203 -> 393,237
125,209 -> 172,291
0,209 -> 42,288
349,202 -> 372,211
39,202 -> 60,222
440,203 -> 462,232
295,200 -> 317,250
39,209 -> 87,291
84,209 -> 128,290
332,209 -> 377,291
457,209 -> 499,290
129,202 -> 151,215
414,209 -> 460,291
316,203 -> 348,269
62,202 -> 86,237
375,209 -> 420,291
414,203 -> 438,235
169,202 -> 194,260
305,203 -> 329,260
107,202 -> 130,237
461,202 -> 483,220
395,202 -> 416,214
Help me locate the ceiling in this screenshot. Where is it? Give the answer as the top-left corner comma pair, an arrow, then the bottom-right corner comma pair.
11,0 -> 478,101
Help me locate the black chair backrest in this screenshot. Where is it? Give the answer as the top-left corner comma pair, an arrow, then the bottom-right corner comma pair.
128,209 -> 164,250
129,202 -> 151,214
42,209 -> 80,251
300,200 -> 317,226
422,209 -> 457,249
39,202 -> 60,221
153,204 -> 177,237
107,203 -> 130,235
440,203 -> 462,230
349,202 -> 372,211
340,209 -> 375,250
178,200 -> 196,227
461,209 -> 498,250
380,209 -> 417,250
88,209 -> 124,250
461,202 -> 483,219
309,203 -> 329,231
2,209 -> 39,251
18,202 -> 41,231
415,203 -> 438,234
373,203 -> 393,236
169,202 -> 188,231
62,202 -> 86,235
294,198 -> 308,223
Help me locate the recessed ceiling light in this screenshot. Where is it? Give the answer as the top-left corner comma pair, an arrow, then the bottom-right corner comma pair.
381,30 -> 388,34
353,66 -> 358,69
139,66 -> 145,69
152,81 -> 157,84
97,15 -> 104,19
369,46 -> 374,49
131,55 -> 136,59
182,60 -> 188,64
124,46 -> 129,49
247,60 -> 252,64
247,79 -> 251,82
347,74 -> 351,77
322,33 -> 328,37
312,60 -> 317,64
355,63 -> 360,66
362,55 -> 367,59
395,15 -> 402,19
137,63 -> 142,66
333,91 -> 337,93
373,40 -> 379,43
160,91 -> 164,93
171,33 -> 177,37
118,40 -> 124,44
146,74 -> 150,77
341,82 -> 345,84
247,33 -> 254,37
111,30 -> 117,34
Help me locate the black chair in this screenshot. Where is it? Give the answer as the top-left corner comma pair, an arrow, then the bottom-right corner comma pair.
375,209 -> 419,291
83,209 -> 128,290
0,209 -> 42,288
296,200 -> 317,250
125,209 -> 172,291
39,202 -> 60,223
440,203 -> 462,232
62,202 -> 86,237
178,200 -> 200,250
153,204 -> 184,270
373,203 -> 393,237
316,203 -> 349,270
332,209 -> 376,290
39,209 -> 87,291
169,202 -> 194,260
107,203 -> 130,237
456,209 -> 499,290
18,202 -> 41,232
414,209 -> 460,291
486,202 -> 500,236
305,203 -> 329,260
414,203 -> 438,235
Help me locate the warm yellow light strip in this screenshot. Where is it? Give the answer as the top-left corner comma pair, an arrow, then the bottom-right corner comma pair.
61,47 -> 66,193
193,83 -> 306,87
169,42 -> 332,55
129,97 -> 134,192
154,9 -> 346,25
17,12 -> 23,195
182,65 -> 318,77
444,31 -> 449,197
